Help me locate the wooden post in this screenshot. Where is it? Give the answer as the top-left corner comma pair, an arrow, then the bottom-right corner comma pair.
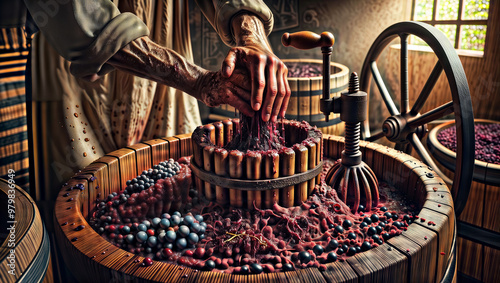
203,145 -> 215,201
305,140 -> 318,194
280,147 -> 295,207
213,121 -> 224,147
229,150 -> 244,207
214,148 -> 229,205
264,150 -> 280,208
222,119 -> 233,145
294,144 -> 309,205
246,151 -> 262,209
203,124 -> 215,144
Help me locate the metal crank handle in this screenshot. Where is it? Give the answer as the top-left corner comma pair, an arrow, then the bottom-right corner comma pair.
281,31 -> 335,50
281,31 -> 336,121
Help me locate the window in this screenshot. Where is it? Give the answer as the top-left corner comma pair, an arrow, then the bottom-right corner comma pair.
411,0 -> 489,51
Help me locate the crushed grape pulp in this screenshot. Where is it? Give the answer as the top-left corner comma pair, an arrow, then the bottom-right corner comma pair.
90,156 -> 419,274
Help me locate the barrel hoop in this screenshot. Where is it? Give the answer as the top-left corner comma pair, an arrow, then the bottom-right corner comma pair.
291,85 -> 347,97
457,220 -> 500,249
18,225 -> 51,283
190,161 -> 323,191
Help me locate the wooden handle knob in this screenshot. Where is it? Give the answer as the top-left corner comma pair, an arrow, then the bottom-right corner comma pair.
281,31 -> 335,50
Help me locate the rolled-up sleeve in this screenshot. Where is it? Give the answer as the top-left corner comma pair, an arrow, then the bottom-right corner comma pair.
24,0 -> 149,77
195,0 -> 274,47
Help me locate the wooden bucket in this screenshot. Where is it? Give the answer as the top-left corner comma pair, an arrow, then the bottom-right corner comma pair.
210,59 -> 349,136
190,119 -> 323,209
53,133 -> 456,282
428,119 -> 500,283
0,178 -> 52,283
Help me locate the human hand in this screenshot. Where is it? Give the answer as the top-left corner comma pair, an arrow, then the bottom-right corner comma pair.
196,67 -> 256,117
224,12 -> 291,122
222,46 -> 290,122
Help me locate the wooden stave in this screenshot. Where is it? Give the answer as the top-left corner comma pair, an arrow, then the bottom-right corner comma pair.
0,179 -> 52,283
53,134 -> 455,282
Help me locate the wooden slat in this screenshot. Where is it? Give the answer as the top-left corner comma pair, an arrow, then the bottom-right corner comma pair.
229,150 -> 244,207
415,207 -> 454,281
381,147 -> 403,185
311,77 -> 322,120
72,173 -> 92,219
322,261 -> 358,283
80,162 -> 109,219
483,245 -> 500,283
391,152 -> 417,194
264,150 -> 280,208
291,267 -> 327,283
93,156 -> 121,193
456,237 -> 483,281
388,224 -> 439,283
194,271 -> 233,283
326,135 -> 344,160
483,181 -> 500,233
172,133 -> 193,158
294,144 -> 308,205
214,148 -> 229,205
280,148 -> 295,207
370,143 -> 388,178
403,163 -> 428,204
287,78 -> 299,117
306,140 -> 318,194
246,152 -> 262,208
346,244 -> 408,283
142,138 -> 170,165
363,142 -> 383,172
298,78 -> 311,121
106,148 -> 137,192
127,143 -> 153,175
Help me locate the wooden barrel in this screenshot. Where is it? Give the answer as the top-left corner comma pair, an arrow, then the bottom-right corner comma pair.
209,59 -> 349,136
0,178 -> 52,283
428,119 -> 500,283
191,119 -> 323,209
53,133 -> 455,282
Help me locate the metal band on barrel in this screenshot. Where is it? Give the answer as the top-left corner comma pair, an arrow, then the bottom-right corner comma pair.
190,161 -> 324,191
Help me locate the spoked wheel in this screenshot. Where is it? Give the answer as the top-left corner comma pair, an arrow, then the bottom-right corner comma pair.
359,21 -> 474,216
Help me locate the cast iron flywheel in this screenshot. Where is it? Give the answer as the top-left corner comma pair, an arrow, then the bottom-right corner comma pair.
359,21 -> 474,217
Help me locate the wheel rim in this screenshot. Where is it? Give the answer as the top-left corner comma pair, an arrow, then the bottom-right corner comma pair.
359,21 -> 474,216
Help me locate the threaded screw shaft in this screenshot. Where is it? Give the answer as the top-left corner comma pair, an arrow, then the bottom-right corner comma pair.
348,72 -> 359,94
343,72 -> 362,164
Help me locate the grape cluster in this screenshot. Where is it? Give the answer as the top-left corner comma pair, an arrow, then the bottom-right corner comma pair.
96,211 -> 207,259
124,159 -> 181,194
438,123 -> 500,164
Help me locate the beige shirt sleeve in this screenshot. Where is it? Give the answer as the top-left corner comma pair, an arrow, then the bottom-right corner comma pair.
24,0 -> 149,78
195,0 -> 274,46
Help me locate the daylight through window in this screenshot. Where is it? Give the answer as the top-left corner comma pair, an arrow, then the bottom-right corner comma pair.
412,0 -> 489,51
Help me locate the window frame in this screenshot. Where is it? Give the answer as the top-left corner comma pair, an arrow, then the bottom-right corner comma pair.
411,0 -> 488,50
